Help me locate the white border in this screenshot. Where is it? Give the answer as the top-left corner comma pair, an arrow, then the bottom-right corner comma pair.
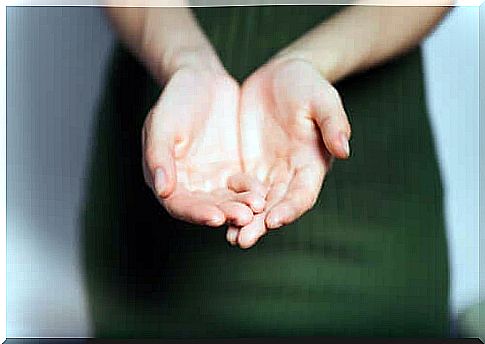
0,0 -> 481,341
1,0 -> 484,6
1,0 -> 6,343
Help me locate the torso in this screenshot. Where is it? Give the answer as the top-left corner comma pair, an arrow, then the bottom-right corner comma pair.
82,5 -> 450,338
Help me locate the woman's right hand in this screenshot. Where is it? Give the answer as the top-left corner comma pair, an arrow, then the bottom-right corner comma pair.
142,65 -> 267,228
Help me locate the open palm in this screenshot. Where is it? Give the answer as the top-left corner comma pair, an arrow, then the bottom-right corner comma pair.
227,58 -> 351,248
142,67 -> 266,228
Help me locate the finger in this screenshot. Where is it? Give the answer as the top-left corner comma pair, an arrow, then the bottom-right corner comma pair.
230,191 -> 266,213
217,201 -> 253,227
237,213 -> 267,249
227,173 -> 268,197
312,82 -> 351,160
265,180 -> 289,208
265,165 -> 323,229
226,226 -> 239,246
163,191 -> 225,227
142,116 -> 177,199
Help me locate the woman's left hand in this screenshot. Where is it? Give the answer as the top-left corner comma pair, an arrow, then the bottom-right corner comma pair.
226,57 -> 351,248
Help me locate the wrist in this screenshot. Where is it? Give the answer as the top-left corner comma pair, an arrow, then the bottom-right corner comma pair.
270,47 -> 343,84
159,46 -> 226,83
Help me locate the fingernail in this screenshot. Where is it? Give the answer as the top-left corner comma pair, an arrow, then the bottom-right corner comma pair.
340,132 -> 350,157
207,214 -> 224,227
252,197 -> 265,213
267,215 -> 281,229
154,168 -> 166,196
227,231 -> 238,246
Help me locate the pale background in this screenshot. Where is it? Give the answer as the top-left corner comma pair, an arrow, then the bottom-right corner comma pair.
5,5 -> 483,337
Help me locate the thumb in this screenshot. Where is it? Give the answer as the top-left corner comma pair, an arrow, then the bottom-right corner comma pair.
142,124 -> 177,199
312,82 -> 351,160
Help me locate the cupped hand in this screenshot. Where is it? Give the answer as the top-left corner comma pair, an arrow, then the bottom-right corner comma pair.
226,57 -> 351,248
142,67 -> 266,228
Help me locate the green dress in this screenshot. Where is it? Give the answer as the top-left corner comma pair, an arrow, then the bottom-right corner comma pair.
82,5 -> 450,338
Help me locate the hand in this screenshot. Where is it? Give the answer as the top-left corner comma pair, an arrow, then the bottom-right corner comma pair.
226,57 -> 351,248
142,66 -> 266,227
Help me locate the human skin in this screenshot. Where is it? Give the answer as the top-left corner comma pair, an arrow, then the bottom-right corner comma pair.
226,4 -> 454,248
105,2 -> 453,246
106,5 -> 267,227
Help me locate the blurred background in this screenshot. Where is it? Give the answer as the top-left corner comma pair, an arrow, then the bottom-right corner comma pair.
5,4 -> 483,338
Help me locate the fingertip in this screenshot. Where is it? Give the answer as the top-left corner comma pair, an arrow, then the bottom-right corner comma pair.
265,211 -> 282,230
235,208 -> 253,227
238,241 -> 255,250
154,167 -> 176,199
217,201 -> 254,227
154,168 -> 168,197
236,214 -> 267,249
237,232 -> 258,249
326,132 -> 350,160
226,226 -> 239,246
232,192 -> 267,214
338,131 -> 350,159
249,195 -> 266,213
206,211 -> 226,227
157,183 -> 176,199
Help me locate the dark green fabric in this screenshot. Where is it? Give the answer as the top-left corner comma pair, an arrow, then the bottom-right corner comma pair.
81,5 -> 450,338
